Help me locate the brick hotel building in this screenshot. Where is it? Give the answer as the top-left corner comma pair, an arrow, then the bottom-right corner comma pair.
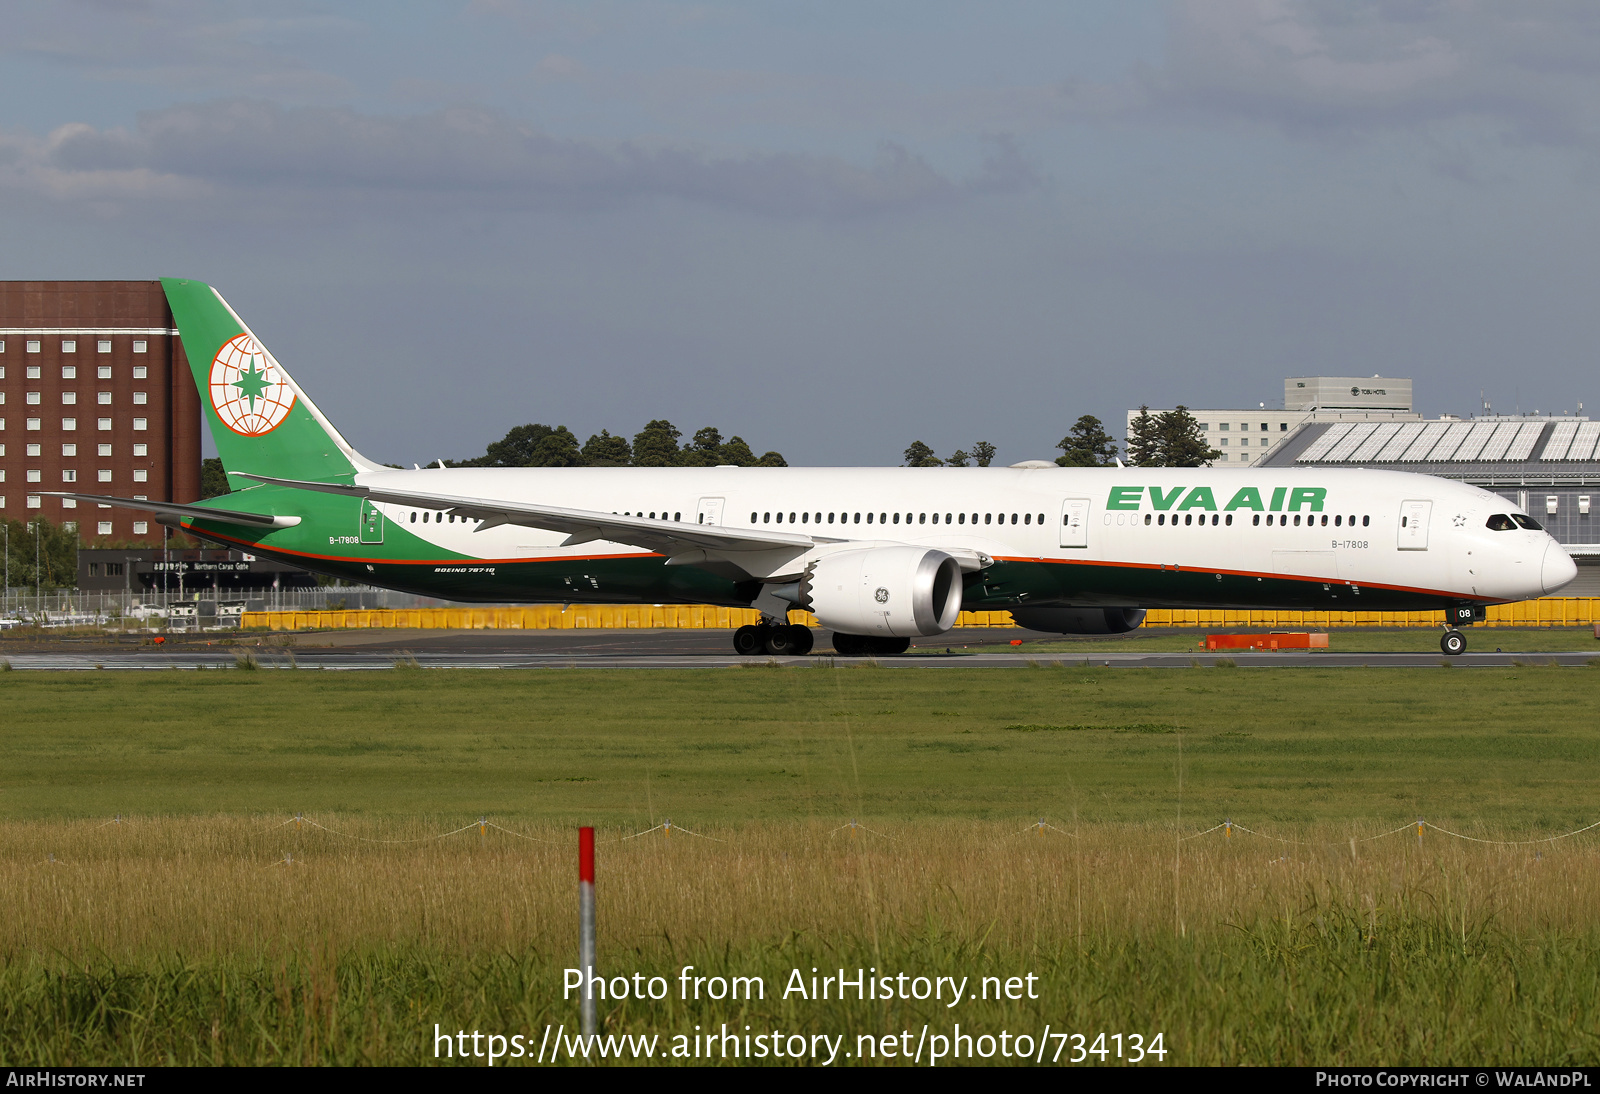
0,281 -> 201,542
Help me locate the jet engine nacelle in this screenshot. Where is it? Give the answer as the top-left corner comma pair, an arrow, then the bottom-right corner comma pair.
1009,607 -> 1148,635
801,546 -> 964,637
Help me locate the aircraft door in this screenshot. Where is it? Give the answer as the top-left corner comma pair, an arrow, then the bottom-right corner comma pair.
696,497 -> 725,525
1397,500 -> 1432,550
359,499 -> 385,544
1060,498 -> 1091,548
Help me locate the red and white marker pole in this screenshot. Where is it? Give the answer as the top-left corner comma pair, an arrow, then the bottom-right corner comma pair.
578,826 -> 596,1037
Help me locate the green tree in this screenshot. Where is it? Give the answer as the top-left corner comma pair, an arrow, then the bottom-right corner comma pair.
1125,406 -> 1161,467
1055,414 -> 1120,467
718,435 -> 757,466
525,426 -> 584,467
581,429 -> 631,466
678,426 -> 725,467
631,420 -> 682,467
1156,406 -> 1222,467
2,517 -> 79,591
945,449 -> 971,467
756,450 -> 787,467
969,441 -> 997,467
200,458 -> 230,498
468,424 -> 554,466
903,440 -> 942,467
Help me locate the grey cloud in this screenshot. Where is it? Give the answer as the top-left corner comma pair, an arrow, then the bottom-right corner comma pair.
1139,0 -> 1600,142
35,99 -> 1034,217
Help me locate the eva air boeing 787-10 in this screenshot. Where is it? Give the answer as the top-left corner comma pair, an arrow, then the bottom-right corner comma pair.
52,278 -> 1577,657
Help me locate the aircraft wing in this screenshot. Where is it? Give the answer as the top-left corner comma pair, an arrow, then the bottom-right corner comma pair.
40,492 -> 302,529
232,473 -> 820,555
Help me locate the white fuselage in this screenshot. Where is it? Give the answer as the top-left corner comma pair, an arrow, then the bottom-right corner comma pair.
355,465 -> 1574,608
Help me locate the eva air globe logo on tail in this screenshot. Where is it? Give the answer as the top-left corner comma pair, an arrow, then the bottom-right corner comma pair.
208,334 -> 296,436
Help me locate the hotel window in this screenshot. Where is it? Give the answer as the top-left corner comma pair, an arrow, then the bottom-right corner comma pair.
62,391 -> 77,404
62,443 -> 76,456
99,444 -> 112,456
98,522 -> 113,535
26,340 -> 40,353
61,365 -> 76,379
62,470 -> 76,483
1219,423 -> 1229,431
98,365 -> 112,379
61,340 -> 76,353
27,444 -> 39,456
132,418 -> 147,431
132,365 -> 147,379
132,340 -> 147,353
27,470 -> 41,483
98,340 -> 112,353
98,391 -> 112,404
26,365 -> 40,378
26,392 -> 40,405
98,470 -> 112,482
62,418 -> 76,431
133,469 -> 148,483
133,391 -> 147,405
132,443 -> 146,456
1220,438 -> 1228,446
133,521 -> 148,535
98,418 -> 111,430
26,418 -> 40,430
27,496 -> 41,509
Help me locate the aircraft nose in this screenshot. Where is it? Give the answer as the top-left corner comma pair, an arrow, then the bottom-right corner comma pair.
1542,541 -> 1578,594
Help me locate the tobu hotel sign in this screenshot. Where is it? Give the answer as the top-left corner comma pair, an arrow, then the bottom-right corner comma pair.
1106,485 -> 1328,512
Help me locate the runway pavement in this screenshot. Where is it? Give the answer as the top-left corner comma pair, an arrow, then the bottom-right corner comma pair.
0,628 -> 1593,669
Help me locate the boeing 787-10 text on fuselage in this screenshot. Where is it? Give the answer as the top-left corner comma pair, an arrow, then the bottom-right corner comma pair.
52,279 -> 1577,657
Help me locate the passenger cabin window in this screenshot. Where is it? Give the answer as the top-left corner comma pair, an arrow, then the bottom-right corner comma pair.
1512,514 -> 1543,531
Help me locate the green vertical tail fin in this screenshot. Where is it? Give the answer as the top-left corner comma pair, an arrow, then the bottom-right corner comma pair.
161,278 -> 377,485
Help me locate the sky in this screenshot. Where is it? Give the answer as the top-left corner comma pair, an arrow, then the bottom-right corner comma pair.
6,0 -> 1600,467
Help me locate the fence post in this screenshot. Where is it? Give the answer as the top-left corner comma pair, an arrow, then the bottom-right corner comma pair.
579,826 -> 596,1038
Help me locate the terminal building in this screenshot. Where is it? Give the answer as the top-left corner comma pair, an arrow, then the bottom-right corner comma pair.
0,281 -> 202,542
1129,376 -> 1420,466
1259,415 -> 1599,561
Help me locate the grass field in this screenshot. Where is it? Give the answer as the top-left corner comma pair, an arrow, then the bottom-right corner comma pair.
4,665 -> 1600,1066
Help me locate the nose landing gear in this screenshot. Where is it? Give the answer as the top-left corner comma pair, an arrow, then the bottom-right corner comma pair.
1441,628 -> 1467,656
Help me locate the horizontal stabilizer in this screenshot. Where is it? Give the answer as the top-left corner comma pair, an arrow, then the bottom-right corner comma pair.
40,492 -> 301,529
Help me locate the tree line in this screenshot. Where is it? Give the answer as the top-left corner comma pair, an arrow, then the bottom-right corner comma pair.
902,407 -> 1219,469
446,421 -> 787,469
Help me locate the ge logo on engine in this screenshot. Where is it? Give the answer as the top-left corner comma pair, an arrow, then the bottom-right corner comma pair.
874,587 -> 890,603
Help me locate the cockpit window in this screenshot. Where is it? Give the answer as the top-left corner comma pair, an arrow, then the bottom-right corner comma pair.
1512,513 -> 1544,531
1485,514 -> 1517,531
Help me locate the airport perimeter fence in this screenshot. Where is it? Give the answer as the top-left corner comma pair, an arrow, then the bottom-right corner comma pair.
0,586 -> 457,628
237,598 -> 1600,633
46,810 -> 1600,867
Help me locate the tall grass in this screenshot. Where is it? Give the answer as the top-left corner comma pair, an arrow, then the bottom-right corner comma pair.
4,817 -> 1599,1065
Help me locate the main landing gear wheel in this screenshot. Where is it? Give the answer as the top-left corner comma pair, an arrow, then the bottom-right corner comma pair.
1441,629 -> 1467,656
732,623 -> 815,656
764,625 -> 814,656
